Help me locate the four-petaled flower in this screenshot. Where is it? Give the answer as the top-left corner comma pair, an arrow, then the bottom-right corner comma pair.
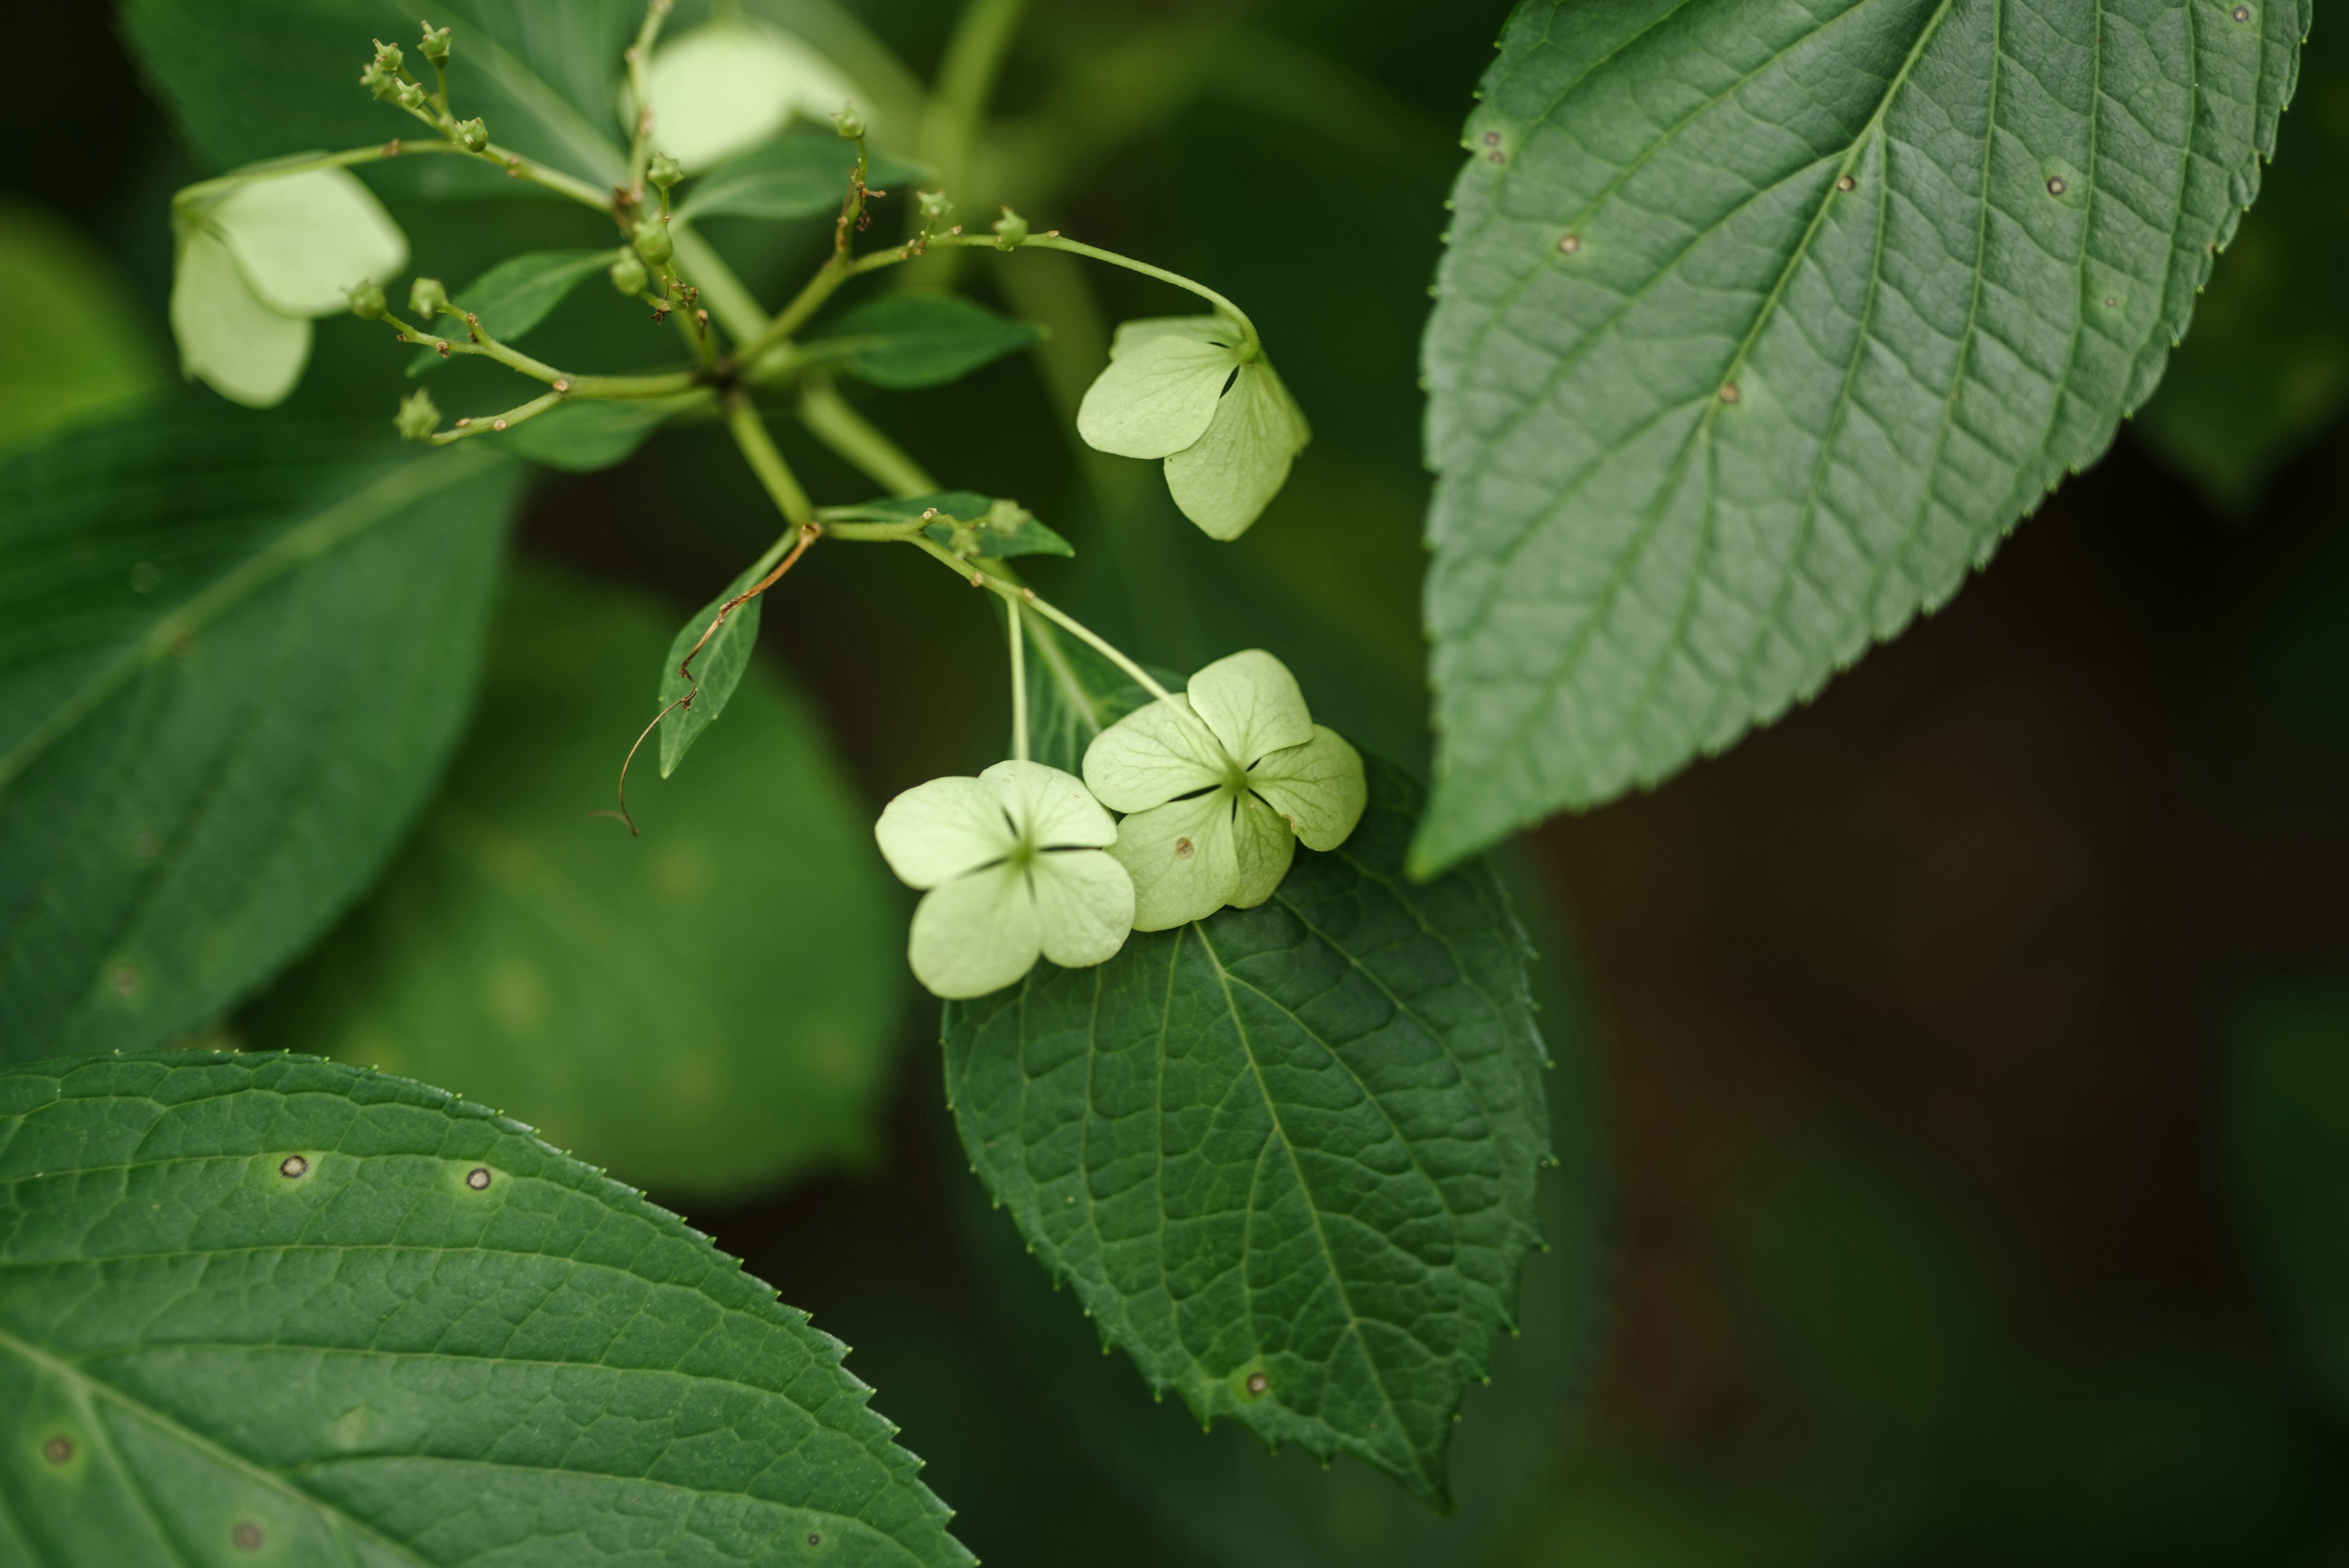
1082,650 -> 1365,931
1075,316 -> 1310,541
874,760 -> 1135,998
171,168 -> 407,408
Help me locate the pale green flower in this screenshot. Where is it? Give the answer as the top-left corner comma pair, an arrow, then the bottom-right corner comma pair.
171,167 -> 407,408
1075,316 -> 1310,541
643,22 -> 864,171
1082,651 -> 1365,931
875,760 -> 1135,999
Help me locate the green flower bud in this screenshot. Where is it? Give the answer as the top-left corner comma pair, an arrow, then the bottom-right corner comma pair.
394,79 -> 429,111
992,206 -> 1028,251
647,153 -> 685,193
631,215 -> 674,266
395,388 -> 441,442
834,103 -> 866,139
918,189 -> 954,225
453,117 -> 488,153
346,278 -> 388,319
360,61 -> 394,98
374,39 -> 404,72
418,23 -> 451,64
408,276 -> 448,317
608,251 -> 649,297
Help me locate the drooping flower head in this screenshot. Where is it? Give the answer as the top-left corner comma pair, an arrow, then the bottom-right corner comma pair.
1082,650 -> 1365,931
1075,316 -> 1310,541
171,168 -> 408,407
874,760 -> 1135,998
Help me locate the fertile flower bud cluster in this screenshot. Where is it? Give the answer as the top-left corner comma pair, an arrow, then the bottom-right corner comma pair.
874,652 -> 1364,998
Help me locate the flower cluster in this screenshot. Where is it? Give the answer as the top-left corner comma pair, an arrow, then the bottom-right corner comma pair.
874,651 -> 1365,998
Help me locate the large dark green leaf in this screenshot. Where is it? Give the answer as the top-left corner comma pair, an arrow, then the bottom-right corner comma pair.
808,295 -> 1045,390
0,200 -> 165,453
0,414 -> 523,1058
497,395 -> 700,472
1415,0 -> 2308,874
121,0 -> 637,193
0,1049 -> 973,1566
942,748 -> 1553,1507
242,566 -> 905,1198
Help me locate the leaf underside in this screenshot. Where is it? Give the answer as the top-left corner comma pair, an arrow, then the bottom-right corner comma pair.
0,1050 -> 971,1567
941,753 -> 1552,1508
1414,0 -> 2308,874
0,415 -> 523,1058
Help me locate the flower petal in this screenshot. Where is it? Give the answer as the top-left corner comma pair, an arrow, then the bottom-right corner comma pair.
981,759 -> 1116,849
1187,648 -> 1313,766
648,23 -> 861,170
1248,725 -> 1366,852
875,775 -> 1017,889
1162,359 -> 1305,540
213,168 -> 407,318
1108,792 -> 1242,931
1228,793 -> 1298,910
1082,696 -> 1226,814
170,228 -> 312,409
1031,848 -> 1135,968
1077,329 -> 1240,460
907,863 -> 1041,998
1107,315 -> 1233,358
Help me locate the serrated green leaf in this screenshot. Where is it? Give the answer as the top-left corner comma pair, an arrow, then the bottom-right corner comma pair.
2227,985 -> 2349,1420
659,559 -> 766,778
0,412 -> 524,1058
941,756 -> 1552,1507
409,248 -> 616,376
809,294 -> 1045,391
2134,18 -> 2349,508
499,395 -> 698,472
121,0 -> 635,193
0,1049 -> 973,1567
0,199 -> 165,451
242,566 -> 904,1198
678,125 -> 926,221
1415,0 -> 2309,875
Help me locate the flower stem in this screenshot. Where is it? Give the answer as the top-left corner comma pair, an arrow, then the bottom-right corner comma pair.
428,388 -> 564,445
624,0 -> 675,194
1008,597 -> 1030,765
725,392 -> 814,527
798,376 -> 937,496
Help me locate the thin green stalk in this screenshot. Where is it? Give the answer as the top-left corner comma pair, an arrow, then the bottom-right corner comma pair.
799,377 -> 937,496
388,308 -> 699,398
625,0 -> 675,193
918,0 -> 1030,262
1008,598 -> 1029,764
429,388 -> 564,445
173,142 -> 469,207
725,394 -> 814,527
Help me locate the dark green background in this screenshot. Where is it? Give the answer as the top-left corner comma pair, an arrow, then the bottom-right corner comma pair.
9,0 -> 2349,1561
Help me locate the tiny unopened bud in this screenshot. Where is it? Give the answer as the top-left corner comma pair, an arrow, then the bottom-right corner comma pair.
454,117 -> 488,153
373,39 -> 404,72
346,279 -> 388,319
360,62 -> 393,97
408,277 -> 448,317
395,388 -> 440,442
834,103 -> 865,139
418,23 -> 451,63
395,79 -> 428,111
647,153 -> 683,192
992,206 -> 1028,250
919,190 -> 954,223
631,215 -> 673,266
608,251 -> 648,295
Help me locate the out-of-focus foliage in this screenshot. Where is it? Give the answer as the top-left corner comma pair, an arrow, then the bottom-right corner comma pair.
0,200 -> 163,449
2136,21 -> 2349,507
243,565 -> 905,1198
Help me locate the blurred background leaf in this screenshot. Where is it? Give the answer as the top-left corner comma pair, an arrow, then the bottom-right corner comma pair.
0,199 -> 165,451
242,562 -> 907,1199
